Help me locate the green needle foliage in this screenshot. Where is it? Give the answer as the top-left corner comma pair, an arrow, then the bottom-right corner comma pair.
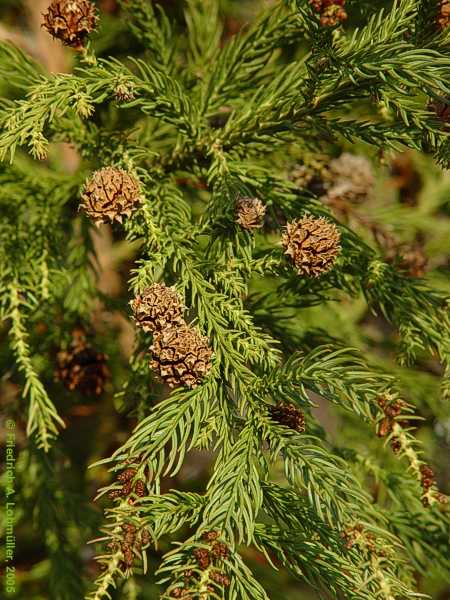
0,1 -> 449,599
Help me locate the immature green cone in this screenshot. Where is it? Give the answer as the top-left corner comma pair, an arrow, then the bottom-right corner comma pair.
282,216 -> 341,277
130,284 -> 184,333
235,197 -> 266,230
80,167 -> 142,225
42,0 -> 98,50
150,324 -> 213,388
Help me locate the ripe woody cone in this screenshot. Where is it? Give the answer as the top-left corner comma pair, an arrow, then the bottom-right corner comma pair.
42,0 -> 98,50
235,197 -> 266,230
150,324 -> 213,388
130,284 -> 184,333
80,167 -> 142,225
282,215 -> 341,277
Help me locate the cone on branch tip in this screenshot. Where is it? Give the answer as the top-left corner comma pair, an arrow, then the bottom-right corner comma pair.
235,196 -> 266,230
55,329 -> 109,395
42,0 -> 98,50
80,167 -> 142,225
130,283 -> 185,333
150,324 -> 213,388
282,215 -> 341,277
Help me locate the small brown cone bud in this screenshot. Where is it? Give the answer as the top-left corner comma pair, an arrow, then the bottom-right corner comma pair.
210,570 -> 231,587
150,325 -> 213,388
269,403 -> 305,433
122,546 -> 134,568
42,0 -> 98,50
55,329 -> 109,395
117,468 -> 137,483
141,529 -> 151,546
211,541 -> 229,560
80,167 -> 142,225
235,197 -> 266,230
377,417 -> 392,438
202,530 -> 220,543
282,216 -> 341,277
193,548 -> 210,570
134,480 -> 146,497
108,489 -> 123,499
130,284 -> 184,333
115,82 -> 136,103
121,480 -> 133,497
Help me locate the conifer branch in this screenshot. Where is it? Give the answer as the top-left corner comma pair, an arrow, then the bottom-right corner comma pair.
4,283 -> 65,451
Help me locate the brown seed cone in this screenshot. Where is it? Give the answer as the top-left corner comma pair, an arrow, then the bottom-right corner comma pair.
269,403 -> 305,433
55,330 -> 109,395
80,167 -> 142,225
130,284 -> 184,333
282,216 -> 341,277
42,0 -> 98,50
437,0 -> 450,29
150,325 -> 213,388
235,197 -> 266,230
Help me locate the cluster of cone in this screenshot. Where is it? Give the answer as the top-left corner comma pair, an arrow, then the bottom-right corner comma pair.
170,532 -> 230,599
131,284 -> 213,389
